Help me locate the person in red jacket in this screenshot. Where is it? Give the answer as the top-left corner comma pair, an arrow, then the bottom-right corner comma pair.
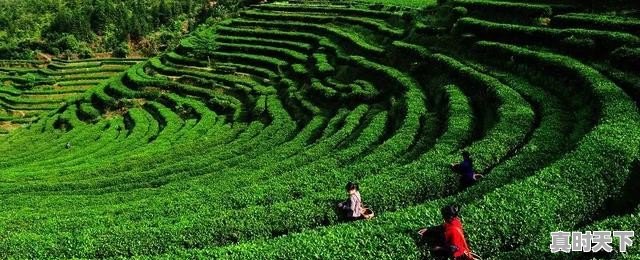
419,205 -> 477,260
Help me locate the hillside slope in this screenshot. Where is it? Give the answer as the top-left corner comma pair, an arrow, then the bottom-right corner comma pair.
0,0 -> 638,259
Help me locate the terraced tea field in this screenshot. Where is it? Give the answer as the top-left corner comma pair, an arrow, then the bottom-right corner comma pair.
0,0 -> 638,259
0,59 -> 144,133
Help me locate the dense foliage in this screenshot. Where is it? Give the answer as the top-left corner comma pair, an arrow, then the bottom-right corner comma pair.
0,0 -> 260,59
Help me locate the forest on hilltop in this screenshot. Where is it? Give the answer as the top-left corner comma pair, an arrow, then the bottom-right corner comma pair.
0,0 -> 261,60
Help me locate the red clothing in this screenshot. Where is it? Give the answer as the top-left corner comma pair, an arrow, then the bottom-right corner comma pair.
443,217 -> 471,258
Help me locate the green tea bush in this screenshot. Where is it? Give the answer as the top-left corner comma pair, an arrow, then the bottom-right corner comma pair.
452,0 -> 553,19
455,17 -> 640,53
611,46 -> 640,71
552,13 -> 640,35
112,42 -> 130,58
78,102 -> 101,121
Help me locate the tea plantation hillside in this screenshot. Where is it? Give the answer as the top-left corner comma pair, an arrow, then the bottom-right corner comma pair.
0,0 -> 639,259
0,58 -> 144,133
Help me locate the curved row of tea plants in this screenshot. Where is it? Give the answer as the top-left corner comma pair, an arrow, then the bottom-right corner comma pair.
0,58 -> 144,133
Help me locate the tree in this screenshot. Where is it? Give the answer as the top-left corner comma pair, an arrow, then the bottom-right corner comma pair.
189,27 -> 217,58
54,34 -> 80,52
90,0 -> 110,35
181,0 -> 195,15
103,23 -> 125,51
128,0 -> 151,41
47,7 -> 94,42
157,0 -> 173,26
112,42 -> 129,58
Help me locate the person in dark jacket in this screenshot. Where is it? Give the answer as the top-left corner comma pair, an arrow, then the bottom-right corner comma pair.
451,151 -> 483,188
